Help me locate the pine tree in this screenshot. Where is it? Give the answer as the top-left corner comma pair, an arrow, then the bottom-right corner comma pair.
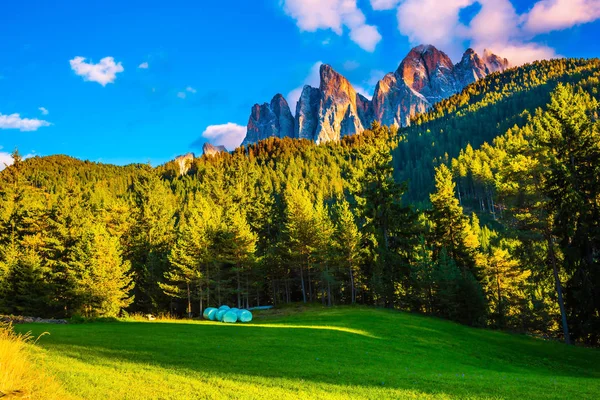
332,199 -> 362,304
70,223 -> 134,317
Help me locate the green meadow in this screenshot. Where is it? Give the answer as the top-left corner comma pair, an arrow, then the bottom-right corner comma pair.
18,307 -> 600,400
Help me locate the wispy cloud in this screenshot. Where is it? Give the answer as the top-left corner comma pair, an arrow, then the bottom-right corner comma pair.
192,123 -> 246,151
281,0 -> 382,52
0,113 -> 51,131
69,56 -> 124,86
38,107 -> 49,115
138,61 -> 149,69
370,0 -> 401,10
177,92 -> 187,99
522,0 -> 600,34
186,86 -> 197,93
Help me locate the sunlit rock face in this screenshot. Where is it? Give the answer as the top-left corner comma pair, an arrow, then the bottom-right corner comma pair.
373,45 -> 510,128
242,94 -> 294,146
202,143 -> 227,157
174,152 -> 194,175
241,45 -> 509,145
314,64 -> 367,144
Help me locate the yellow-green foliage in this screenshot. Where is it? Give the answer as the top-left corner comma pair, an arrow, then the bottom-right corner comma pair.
0,323 -> 69,400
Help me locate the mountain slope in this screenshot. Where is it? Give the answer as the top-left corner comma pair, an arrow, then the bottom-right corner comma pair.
393,57 -> 600,202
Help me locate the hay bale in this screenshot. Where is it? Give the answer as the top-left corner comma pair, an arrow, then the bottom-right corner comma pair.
238,310 -> 253,323
222,310 -> 238,323
203,307 -> 218,321
218,305 -> 230,311
216,309 -> 228,322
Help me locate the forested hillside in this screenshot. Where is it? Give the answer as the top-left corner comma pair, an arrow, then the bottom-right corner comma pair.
1,58 -> 599,345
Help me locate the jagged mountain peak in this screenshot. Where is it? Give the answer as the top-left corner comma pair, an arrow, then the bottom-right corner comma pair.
483,49 -> 510,72
241,45 -> 510,146
242,93 -> 295,146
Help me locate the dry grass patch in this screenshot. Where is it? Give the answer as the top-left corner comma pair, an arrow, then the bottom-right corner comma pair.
0,323 -> 70,400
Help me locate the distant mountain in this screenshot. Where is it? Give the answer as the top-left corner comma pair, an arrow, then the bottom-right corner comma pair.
241,45 -> 509,145
174,152 -> 194,176
202,143 -> 227,157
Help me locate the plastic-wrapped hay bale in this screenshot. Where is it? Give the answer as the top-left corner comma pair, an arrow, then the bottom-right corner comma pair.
238,309 -> 253,323
203,307 -> 218,320
216,309 -> 228,321
222,310 -> 238,323
229,308 -> 239,314
218,305 -> 230,311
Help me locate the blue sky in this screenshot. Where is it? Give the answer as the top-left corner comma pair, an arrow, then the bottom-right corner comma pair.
1,0 -> 599,168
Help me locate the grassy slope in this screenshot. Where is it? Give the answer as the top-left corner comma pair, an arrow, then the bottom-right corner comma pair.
17,307 -> 599,400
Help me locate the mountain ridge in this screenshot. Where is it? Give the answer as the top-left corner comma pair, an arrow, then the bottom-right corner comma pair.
241,45 -> 509,146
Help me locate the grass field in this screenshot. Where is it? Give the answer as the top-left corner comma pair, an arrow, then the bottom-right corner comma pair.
16,306 -> 600,399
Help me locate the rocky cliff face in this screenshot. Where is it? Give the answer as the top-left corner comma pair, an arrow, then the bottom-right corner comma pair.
241,45 -> 509,145
174,152 -> 194,176
242,94 -> 294,145
295,64 -> 373,143
314,64 -> 368,143
372,45 -> 509,128
295,85 -> 321,140
202,143 -> 227,157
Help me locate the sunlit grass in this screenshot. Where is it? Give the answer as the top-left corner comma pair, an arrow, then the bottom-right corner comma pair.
17,306 -> 600,399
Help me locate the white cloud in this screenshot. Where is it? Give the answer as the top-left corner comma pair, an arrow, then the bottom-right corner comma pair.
353,84 -> 372,100
370,0 -> 401,10
396,0 -> 474,57
287,61 -> 323,111
382,0 -> 567,65
0,150 -> 34,171
186,86 -> 197,93
138,62 -> 149,69
69,56 -> 124,86
467,0 -> 557,64
349,24 -> 382,52
177,92 -> 186,99
199,123 -> 246,151
281,0 -> 382,51
39,107 -> 49,115
0,151 -> 13,171
523,0 -> 600,34
0,113 -> 51,131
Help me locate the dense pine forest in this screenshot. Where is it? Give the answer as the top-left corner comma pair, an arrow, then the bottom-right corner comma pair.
1,58 -> 599,346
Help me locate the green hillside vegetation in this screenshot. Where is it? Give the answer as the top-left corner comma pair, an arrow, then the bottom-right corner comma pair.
1,58 -> 600,346
15,307 -> 600,400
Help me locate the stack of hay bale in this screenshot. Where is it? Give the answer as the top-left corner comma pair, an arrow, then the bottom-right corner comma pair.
202,305 -> 253,323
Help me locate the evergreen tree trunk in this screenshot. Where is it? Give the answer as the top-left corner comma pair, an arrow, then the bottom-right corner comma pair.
206,264 -> 210,307
307,264 -> 313,302
199,282 -> 203,316
186,281 -> 191,318
237,268 -> 241,308
547,233 -> 571,345
349,266 -> 355,304
299,265 -> 307,303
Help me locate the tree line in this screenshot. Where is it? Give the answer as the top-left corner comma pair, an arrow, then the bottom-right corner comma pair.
1,59 -> 599,346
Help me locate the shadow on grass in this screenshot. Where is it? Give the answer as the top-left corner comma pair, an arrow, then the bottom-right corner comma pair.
17,314 -> 600,400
